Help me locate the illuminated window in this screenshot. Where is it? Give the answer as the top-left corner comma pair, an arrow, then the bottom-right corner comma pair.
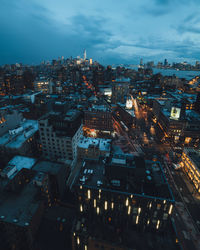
157,204 -> 161,210
168,204 -> 173,215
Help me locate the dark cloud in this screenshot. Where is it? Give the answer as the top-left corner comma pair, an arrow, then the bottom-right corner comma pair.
176,13 -> 200,35
0,0 -> 200,65
142,6 -> 170,16
144,0 -> 198,17
154,0 -> 197,5
0,1 -> 112,64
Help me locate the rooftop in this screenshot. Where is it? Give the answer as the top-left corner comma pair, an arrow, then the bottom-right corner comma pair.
75,156 -> 174,201
186,110 -> 200,122
87,105 -> 110,112
64,109 -> 79,121
0,119 -> 38,149
78,136 -> 111,152
0,180 -> 41,227
115,78 -> 130,82
0,156 -> 36,180
33,161 -> 65,175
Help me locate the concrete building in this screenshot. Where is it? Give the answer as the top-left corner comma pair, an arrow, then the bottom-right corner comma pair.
111,78 -> 130,104
0,119 -> 39,158
152,98 -> 200,146
39,110 -> 83,166
0,155 -> 70,250
72,155 -> 175,249
181,148 -> 200,193
33,160 -> 70,205
0,109 -> 23,136
34,78 -> 53,94
84,105 -> 113,138
0,156 -> 45,250
77,136 -> 111,160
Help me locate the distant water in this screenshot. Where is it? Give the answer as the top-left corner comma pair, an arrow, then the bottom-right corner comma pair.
153,68 -> 200,80
125,66 -> 200,80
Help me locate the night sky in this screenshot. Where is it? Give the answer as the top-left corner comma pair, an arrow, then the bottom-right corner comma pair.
0,0 -> 200,65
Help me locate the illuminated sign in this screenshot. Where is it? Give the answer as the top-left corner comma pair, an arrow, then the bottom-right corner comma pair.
126,99 -> 133,109
170,107 -> 181,120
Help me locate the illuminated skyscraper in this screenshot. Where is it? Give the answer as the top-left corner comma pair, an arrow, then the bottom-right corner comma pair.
84,49 -> 87,60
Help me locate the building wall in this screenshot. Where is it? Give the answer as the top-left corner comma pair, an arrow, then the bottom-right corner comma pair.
77,146 -> 109,160
0,201 -> 44,250
0,110 -> 23,136
39,119 -> 82,164
111,82 -> 129,104
181,149 -> 200,193
76,186 -> 174,232
84,111 -> 113,132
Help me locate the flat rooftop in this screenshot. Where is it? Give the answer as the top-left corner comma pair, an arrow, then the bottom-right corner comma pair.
87,105 -> 111,112
0,119 -> 38,149
0,181 -> 40,227
78,136 -> 111,152
1,156 -> 36,180
186,110 -> 200,122
75,156 -> 174,201
115,78 -> 130,82
64,109 -> 79,121
33,161 -> 65,175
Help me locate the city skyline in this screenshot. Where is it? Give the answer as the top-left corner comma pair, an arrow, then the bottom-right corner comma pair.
1,0 -> 200,65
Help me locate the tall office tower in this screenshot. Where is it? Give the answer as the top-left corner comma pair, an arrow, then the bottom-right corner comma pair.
164,59 -> 168,67
39,109 -> 83,166
72,154 -> 176,250
84,49 -> 87,60
140,58 -> 143,66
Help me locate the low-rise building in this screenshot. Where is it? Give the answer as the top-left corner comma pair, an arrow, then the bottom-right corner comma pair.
77,136 -> 111,160
0,119 -> 39,158
0,156 -> 45,250
0,109 -> 23,136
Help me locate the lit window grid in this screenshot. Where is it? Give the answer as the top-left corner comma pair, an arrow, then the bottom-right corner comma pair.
77,187 -> 173,229
182,153 -> 200,192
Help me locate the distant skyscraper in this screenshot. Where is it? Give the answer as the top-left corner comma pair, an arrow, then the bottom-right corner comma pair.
84,49 -> 87,60
164,59 -> 168,67
140,58 -> 143,66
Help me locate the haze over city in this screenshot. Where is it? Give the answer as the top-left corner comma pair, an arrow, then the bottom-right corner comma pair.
1,0 -> 200,65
